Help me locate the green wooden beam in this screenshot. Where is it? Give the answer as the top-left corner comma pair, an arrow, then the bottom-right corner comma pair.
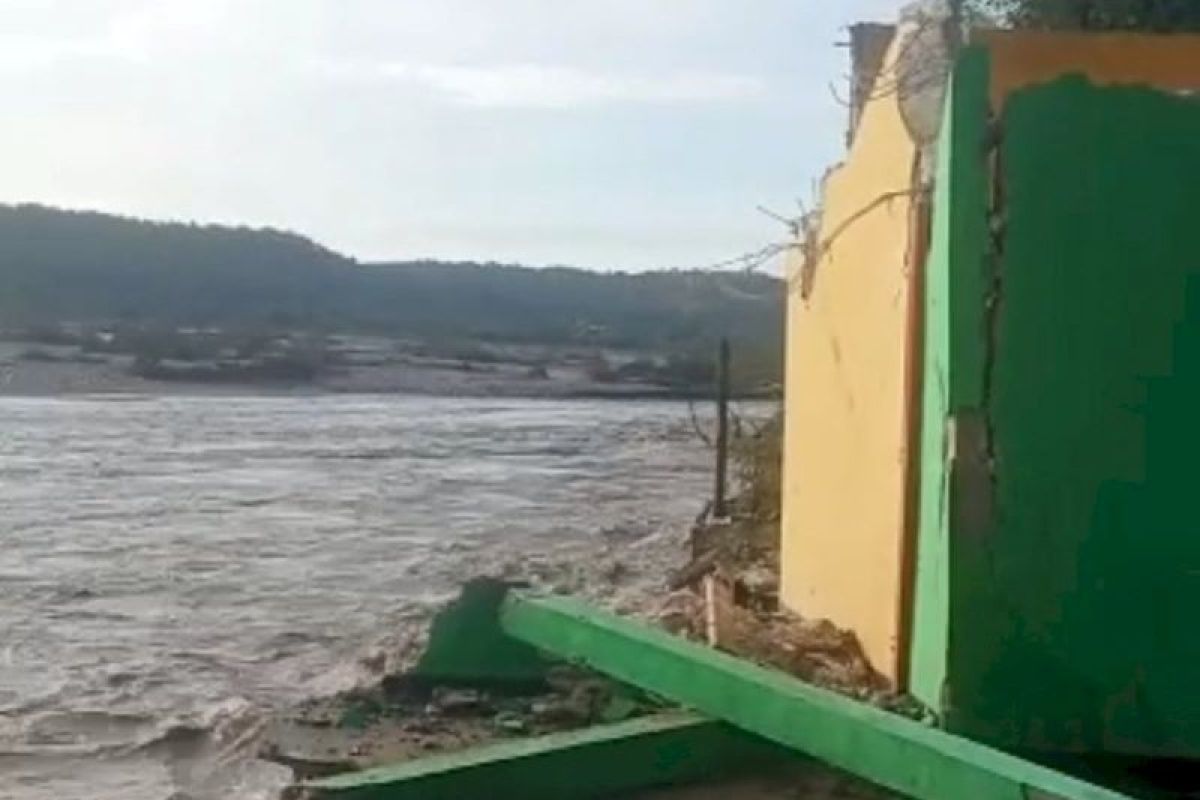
499,592 -> 1133,800
297,711 -> 792,800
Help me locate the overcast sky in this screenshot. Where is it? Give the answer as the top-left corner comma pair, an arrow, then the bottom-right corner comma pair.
3,1 -> 903,270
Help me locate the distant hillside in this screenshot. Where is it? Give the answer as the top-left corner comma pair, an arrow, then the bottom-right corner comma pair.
0,204 -> 783,354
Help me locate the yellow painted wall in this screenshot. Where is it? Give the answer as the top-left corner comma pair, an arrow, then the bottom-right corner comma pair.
780,32 -> 919,683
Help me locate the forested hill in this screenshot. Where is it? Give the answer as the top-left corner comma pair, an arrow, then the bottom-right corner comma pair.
0,204 -> 782,351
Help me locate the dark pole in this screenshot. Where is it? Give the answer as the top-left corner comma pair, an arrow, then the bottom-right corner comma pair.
948,0 -> 965,55
713,338 -> 731,518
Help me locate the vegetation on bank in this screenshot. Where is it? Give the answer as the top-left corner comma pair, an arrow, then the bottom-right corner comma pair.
0,203 -> 784,391
3,320 -> 780,395
0,204 -> 782,365
966,0 -> 1200,29
732,410 -> 782,522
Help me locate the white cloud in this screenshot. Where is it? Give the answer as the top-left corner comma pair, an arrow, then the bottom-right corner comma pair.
0,0 -> 891,268
0,38 -> 113,73
376,62 -> 765,108
0,2 -> 225,73
103,1 -> 236,58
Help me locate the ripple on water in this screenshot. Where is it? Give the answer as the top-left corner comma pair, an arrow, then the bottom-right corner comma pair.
0,395 -> 721,799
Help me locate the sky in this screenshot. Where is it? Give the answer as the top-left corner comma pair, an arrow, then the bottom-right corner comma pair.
2,0 -> 905,271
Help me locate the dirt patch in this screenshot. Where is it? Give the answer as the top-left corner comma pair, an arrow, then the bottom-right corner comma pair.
661,509 -> 919,715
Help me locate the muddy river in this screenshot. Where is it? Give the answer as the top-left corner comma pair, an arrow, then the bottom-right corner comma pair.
0,395 -> 712,799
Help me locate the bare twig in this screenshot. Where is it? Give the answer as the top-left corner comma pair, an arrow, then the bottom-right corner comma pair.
756,205 -> 803,239
829,80 -> 852,107
792,188 -> 918,298
813,189 -> 917,260
688,241 -> 796,274
731,405 -> 767,438
688,398 -> 715,449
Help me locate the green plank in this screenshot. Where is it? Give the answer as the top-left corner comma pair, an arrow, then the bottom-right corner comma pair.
299,711 -> 791,800
500,591 -> 1132,800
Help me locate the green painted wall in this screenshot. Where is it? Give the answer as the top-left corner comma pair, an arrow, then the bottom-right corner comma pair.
909,47 -> 991,712
912,60 -> 1200,756
951,73 -> 1200,756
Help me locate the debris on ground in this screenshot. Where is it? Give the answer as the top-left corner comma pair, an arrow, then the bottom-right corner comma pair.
265,464 -> 922,799
261,663 -> 661,781
660,499 -> 920,716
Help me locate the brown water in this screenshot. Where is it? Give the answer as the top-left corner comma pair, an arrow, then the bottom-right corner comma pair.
0,395 -> 711,800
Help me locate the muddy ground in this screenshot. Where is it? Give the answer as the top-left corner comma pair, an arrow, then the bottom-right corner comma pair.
0,342 -> 674,399
266,665 -> 661,782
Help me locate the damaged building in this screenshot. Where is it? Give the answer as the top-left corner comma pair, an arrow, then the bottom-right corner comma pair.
781,10 -> 1200,757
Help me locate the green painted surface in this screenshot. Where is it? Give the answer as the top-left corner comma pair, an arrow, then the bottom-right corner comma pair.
944,48 -> 992,414
909,47 -> 992,712
944,75 -> 1200,756
502,591 -> 1130,800
410,578 -> 549,688
301,712 -> 790,800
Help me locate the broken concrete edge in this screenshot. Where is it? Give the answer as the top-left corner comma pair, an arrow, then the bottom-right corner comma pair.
500,590 -> 1134,800
408,577 -> 551,689
298,711 -> 793,800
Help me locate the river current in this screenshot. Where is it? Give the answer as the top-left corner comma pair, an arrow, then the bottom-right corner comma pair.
0,395 -> 710,799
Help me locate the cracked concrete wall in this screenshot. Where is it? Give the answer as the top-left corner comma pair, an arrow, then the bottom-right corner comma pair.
911,36 -> 1200,756
780,28 -> 921,685
957,73 -> 1200,757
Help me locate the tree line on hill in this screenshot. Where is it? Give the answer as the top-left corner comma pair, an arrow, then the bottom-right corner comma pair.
967,0 -> 1200,30
0,204 -> 783,367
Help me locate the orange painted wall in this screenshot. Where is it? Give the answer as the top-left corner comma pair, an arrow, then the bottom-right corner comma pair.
978,30 -> 1200,108
780,33 -> 919,683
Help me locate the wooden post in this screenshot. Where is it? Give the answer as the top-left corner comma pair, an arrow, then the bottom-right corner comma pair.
713,338 -> 730,518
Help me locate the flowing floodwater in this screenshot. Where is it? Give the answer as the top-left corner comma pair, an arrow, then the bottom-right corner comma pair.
0,395 -> 711,800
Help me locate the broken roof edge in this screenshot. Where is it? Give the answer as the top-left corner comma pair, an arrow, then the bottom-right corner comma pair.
968,28 -> 1200,110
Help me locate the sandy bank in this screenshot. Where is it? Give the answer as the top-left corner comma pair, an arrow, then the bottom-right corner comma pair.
0,342 -> 678,399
